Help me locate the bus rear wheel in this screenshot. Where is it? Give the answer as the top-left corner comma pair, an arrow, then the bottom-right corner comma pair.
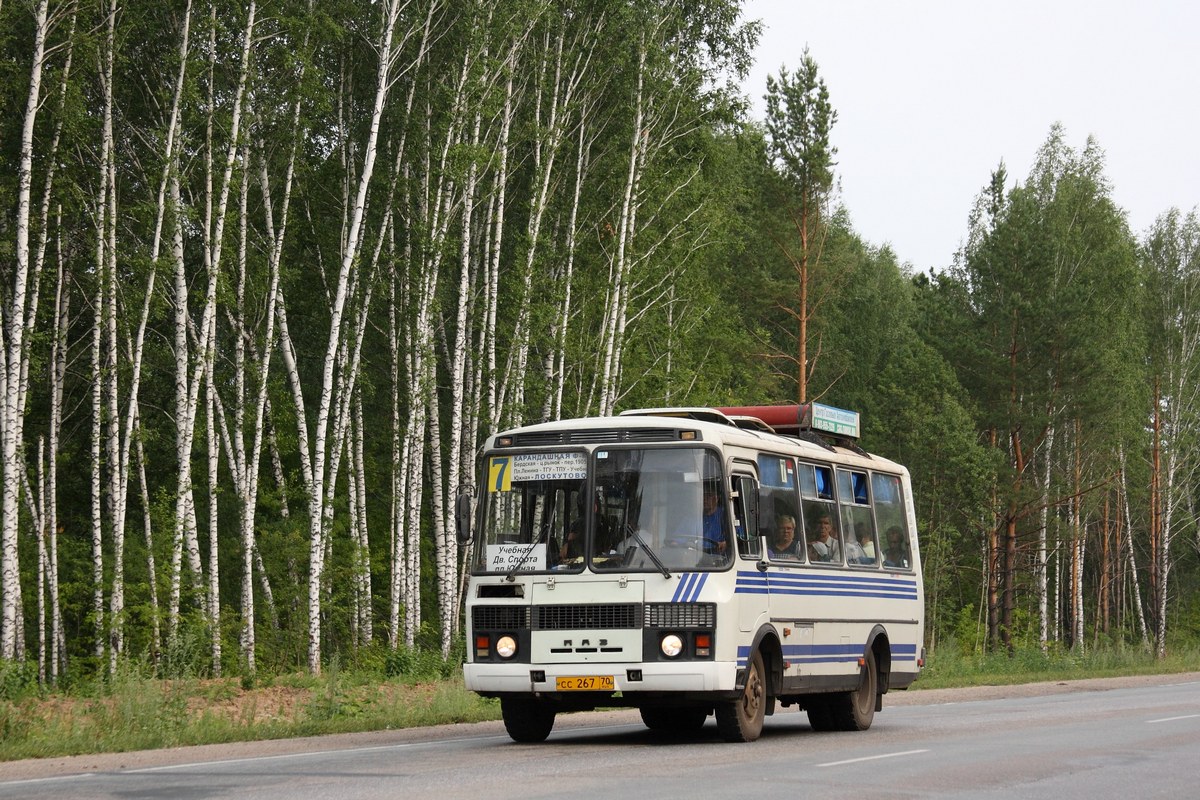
500,697 -> 556,743
805,696 -> 835,731
826,648 -> 877,731
639,705 -> 710,734
716,649 -> 766,742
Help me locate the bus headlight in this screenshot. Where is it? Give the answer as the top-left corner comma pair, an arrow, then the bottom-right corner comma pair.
496,635 -> 517,659
660,634 -> 683,658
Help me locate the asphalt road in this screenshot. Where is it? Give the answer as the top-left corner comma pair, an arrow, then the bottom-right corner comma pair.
2,673 -> 1197,799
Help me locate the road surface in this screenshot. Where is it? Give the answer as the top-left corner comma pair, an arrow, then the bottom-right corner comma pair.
1,673 -> 1196,799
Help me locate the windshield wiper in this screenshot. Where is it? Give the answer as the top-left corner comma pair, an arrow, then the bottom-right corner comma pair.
625,526 -> 671,578
505,525 -> 548,582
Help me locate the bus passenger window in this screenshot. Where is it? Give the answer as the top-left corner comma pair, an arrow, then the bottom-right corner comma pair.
838,469 -> 876,566
800,464 -> 841,563
757,454 -> 800,561
883,525 -> 911,569
805,506 -> 841,563
768,512 -> 801,560
872,473 -> 911,570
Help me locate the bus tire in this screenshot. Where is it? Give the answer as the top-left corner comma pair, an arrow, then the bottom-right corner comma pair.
716,649 -> 766,742
640,705 -> 709,733
500,697 -> 556,743
827,648 -> 877,731
805,696 -> 835,731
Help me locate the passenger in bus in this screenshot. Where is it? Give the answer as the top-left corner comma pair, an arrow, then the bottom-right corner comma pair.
857,525 -> 877,563
844,533 -> 866,564
701,484 -> 728,554
560,493 -> 613,563
808,511 -> 841,562
767,514 -> 801,560
883,526 -> 910,569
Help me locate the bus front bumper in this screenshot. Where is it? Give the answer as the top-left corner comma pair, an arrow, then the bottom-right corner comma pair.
464,660 -> 739,695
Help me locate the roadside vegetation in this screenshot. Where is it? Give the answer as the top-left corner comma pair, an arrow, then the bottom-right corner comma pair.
0,643 -> 496,763
3,641 -> 1198,763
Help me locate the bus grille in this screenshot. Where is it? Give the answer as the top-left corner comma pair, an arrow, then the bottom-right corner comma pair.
534,604 -> 641,630
644,603 -> 715,628
473,605 -> 531,630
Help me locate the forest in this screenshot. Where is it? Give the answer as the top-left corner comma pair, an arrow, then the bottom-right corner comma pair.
2,0 -> 1198,686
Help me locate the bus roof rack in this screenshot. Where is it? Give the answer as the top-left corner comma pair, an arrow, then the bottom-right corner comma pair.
618,407 -> 741,427
622,402 -> 865,453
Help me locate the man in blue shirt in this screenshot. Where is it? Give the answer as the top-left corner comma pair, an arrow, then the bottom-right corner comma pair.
701,485 -> 727,554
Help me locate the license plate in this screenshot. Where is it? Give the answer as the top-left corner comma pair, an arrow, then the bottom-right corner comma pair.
555,675 -> 615,691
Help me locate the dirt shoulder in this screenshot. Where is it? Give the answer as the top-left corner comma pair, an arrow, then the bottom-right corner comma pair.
2,671 -> 1196,783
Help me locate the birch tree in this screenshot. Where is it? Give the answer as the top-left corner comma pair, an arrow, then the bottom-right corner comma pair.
1143,209 -> 1200,657
275,0 -> 408,674
1,0 -> 55,662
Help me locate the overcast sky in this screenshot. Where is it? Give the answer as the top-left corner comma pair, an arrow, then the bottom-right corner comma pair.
739,0 -> 1200,273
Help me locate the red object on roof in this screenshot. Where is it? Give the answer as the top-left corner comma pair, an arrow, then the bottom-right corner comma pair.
716,404 -> 806,433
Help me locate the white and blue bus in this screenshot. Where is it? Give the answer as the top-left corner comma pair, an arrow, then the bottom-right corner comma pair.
456,403 -> 924,743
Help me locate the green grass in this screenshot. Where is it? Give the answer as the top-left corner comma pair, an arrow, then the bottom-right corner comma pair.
0,668 -> 500,763
2,643 -> 1197,762
916,641 -> 1200,689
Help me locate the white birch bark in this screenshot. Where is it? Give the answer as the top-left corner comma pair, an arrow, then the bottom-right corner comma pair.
134,419 -> 159,662
1038,422 -> 1054,651
281,0 -> 404,673
25,4 -> 77,678
1148,212 -> 1200,657
353,393 -> 372,645
46,252 -> 68,680
388,258 -> 403,648
494,22 -> 586,426
597,36 -> 649,416
1,0 -> 51,661
206,357 -> 220,675
1117,447 -> 1150,647
549,110 -> 593,420
169,1 -> 255,654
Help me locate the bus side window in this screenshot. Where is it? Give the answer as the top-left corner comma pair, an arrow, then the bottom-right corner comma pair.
757,453 -> 801,562
800,464 -> 841,564
872,473 -> 911,570
838,469 -> 876,567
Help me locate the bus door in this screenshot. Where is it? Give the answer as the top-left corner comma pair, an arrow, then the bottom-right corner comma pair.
731,470 -> 766,634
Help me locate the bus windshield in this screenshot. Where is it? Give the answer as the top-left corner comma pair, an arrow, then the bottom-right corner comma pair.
473,446 -> 731,574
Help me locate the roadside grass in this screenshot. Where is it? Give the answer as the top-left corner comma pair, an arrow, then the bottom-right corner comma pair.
0,660 -> 500,763
918,641 -> 1200,689
3,642 -> 1197,762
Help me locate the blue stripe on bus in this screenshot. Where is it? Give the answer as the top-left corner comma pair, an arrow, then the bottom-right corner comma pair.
734,570 -> 919,600
670,572 -> 710,603
736,642 -> 921,668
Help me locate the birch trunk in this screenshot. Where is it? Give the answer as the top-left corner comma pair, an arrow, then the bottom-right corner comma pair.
598,38 -> 647,416
1117,447 -> 1150,647
289,0 -> 403,673
1,0 -> 51,661
1038,422 -> 1054,651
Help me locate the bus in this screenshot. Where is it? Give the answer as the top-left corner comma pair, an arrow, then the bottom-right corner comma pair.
455,403 -> 924,743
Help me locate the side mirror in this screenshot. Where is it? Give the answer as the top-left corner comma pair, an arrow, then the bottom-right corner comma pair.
455,488 -> 474,547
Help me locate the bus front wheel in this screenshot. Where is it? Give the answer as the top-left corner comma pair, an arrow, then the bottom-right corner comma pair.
500,697 -> 556,743
716,649 -> 766,742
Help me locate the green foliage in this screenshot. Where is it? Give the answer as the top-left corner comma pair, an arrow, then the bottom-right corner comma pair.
384,640 -> 463,682
0,660 -> 40,703
763,50 -> 837,204
919,641 -> 1200,690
